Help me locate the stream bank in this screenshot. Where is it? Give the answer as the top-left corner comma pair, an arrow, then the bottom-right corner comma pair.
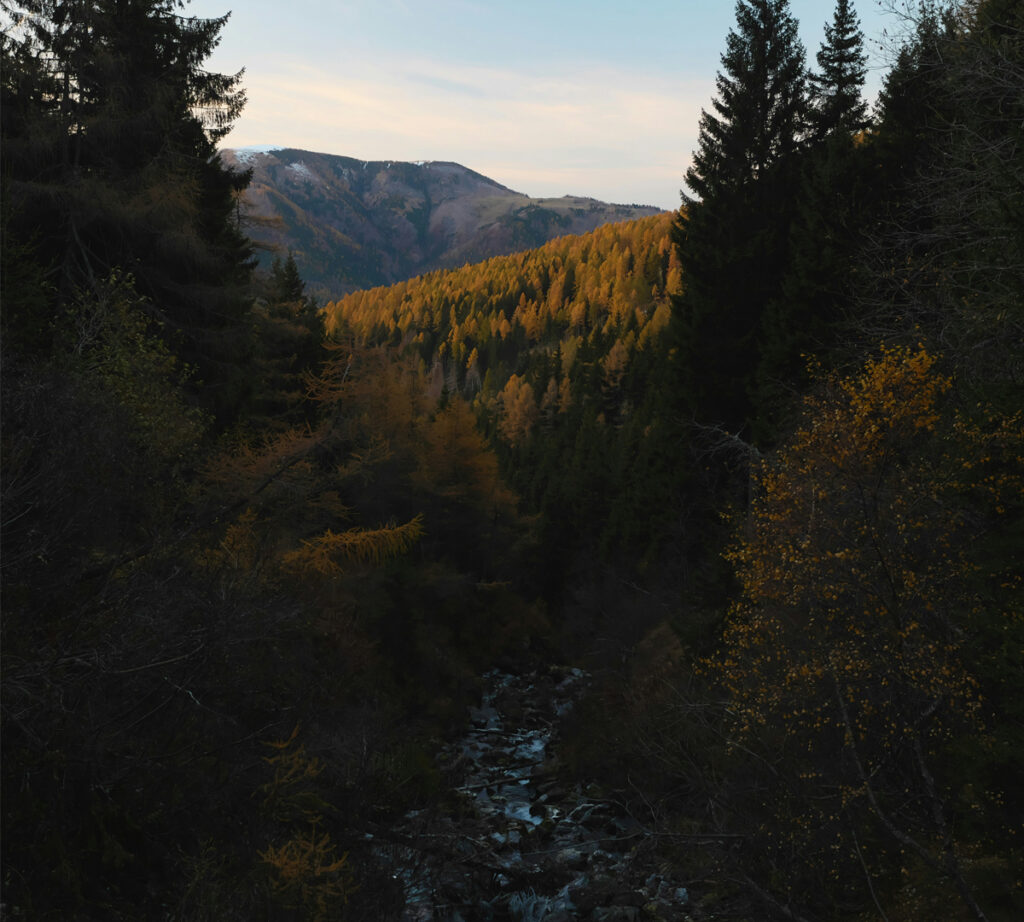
367,667 -> 700,921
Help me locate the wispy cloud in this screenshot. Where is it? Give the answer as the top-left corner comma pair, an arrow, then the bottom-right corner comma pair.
407,72 -> 493,99
229,55 -> 705,209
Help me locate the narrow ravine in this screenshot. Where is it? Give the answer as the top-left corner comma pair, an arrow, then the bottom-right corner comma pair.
371,668 -> 696,921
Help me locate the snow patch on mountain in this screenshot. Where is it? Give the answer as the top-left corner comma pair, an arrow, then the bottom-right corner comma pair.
286,161 -> 314,180
232,145 -> 282,165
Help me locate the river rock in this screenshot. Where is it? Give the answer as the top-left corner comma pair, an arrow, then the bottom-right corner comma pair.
591,907 -> 640,922
379,668 -> 700,919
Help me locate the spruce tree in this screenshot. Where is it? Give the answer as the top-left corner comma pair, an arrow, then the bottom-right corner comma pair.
671,0 -> 808,436
683,0 -> 807,199
249,251 -> 325,432
270,252 -> 307,304
753,131 -> 871,439
808,0 -> 869,138
753,1 -> 870,435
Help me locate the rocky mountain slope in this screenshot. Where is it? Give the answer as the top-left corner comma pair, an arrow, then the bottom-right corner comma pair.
222,147 -> 663,299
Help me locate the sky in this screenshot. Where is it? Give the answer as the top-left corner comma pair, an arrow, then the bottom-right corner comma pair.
187,0 -> 909,211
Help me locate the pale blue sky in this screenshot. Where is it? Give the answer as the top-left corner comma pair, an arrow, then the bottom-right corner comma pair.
189,1 -> 906,210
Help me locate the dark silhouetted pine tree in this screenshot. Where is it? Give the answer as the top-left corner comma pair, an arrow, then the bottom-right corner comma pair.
808,0 -> 869,138
2,0 -> 254,419
671,0 -> 808,436
753,1 -> 871,437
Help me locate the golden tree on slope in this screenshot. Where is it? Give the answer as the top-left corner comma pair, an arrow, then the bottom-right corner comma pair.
497,374 -> 538,447
258,726 -> 356,921
415,396 -> 517,514
707,345 -> 1022,919
281,515 -> 425,578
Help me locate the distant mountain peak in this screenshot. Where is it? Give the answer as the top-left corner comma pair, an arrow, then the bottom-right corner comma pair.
222,146 -> 663,299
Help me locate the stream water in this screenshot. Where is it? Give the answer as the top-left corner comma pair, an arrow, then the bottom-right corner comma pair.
372,667 -> 696,921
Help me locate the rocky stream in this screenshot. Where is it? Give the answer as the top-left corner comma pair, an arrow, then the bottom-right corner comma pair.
368,667 -> 699,921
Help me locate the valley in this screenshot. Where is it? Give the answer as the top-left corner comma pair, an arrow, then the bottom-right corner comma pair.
3,1 -> 1021,920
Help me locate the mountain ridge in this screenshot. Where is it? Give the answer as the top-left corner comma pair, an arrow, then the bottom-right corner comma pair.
222,147 -> 664,299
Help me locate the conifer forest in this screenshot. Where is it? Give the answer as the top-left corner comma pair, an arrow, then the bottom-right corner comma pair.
2,1 -> 1022,919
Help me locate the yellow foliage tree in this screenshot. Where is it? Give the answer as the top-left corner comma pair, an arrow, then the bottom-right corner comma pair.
707,345 -> 1023,918
259,822 -> 353,922
416,397 -> 515,514
257,726 -> 356,920
602,337 -> 631,394
282,514 -> 425,577
498,374 -> 538,447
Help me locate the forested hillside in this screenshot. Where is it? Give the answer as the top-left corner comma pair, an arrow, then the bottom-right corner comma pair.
325,214 -> 689,605
3,0 -> 1022,920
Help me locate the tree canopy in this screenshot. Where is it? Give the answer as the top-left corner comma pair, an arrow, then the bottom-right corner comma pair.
1,0 -> 254,416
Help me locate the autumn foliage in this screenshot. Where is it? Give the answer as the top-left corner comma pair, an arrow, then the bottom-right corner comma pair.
258,727 -> 357,920
707,345 -> 1023,916
320,215 -> 688,577
324,213 -> 680,438
4,1 -> 1022,919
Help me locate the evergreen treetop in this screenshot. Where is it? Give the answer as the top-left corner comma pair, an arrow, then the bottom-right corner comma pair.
685,0 -> 807,202
270,252 -> 307,304
809,0 -> 869,137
